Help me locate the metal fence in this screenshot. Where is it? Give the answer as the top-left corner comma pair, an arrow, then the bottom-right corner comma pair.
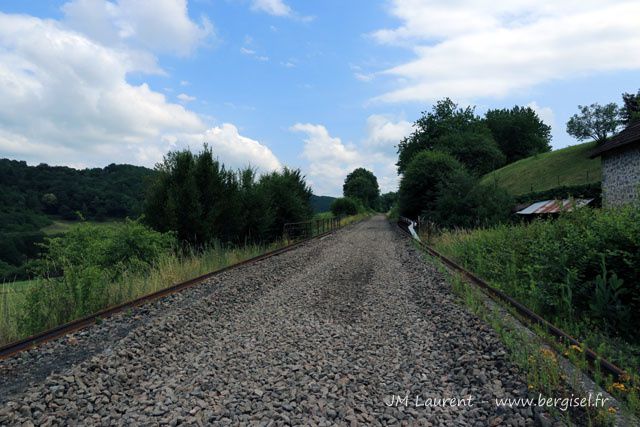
283,217 -> 341,241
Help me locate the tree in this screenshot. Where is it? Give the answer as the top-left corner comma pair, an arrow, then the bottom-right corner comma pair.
41,193 -> 58,214
484,106 -> 551,164
378,192 -> 397,213
398,151 -> 463,219
259,168 -> 313,240
621,90 -> 640,126
433,130 -> 506,176
566,103 -> 620,145
397,98 -> 482,173
342,168 -> 380,209
330,197 -> 361,216
433,171 -> 513,228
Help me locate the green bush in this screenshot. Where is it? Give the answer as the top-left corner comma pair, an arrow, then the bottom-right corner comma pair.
20,220 -> 175,334
330,197 -> 361,216
433,206 -> 640,341
433,171 -> 513,228
398,150 -> 464,219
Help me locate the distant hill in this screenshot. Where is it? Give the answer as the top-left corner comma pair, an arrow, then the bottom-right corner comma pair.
480,141 -> 601,195
310,195 -> 336,213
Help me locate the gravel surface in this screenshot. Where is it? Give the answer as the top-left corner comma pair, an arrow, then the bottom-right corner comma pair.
0,216 -> 543,426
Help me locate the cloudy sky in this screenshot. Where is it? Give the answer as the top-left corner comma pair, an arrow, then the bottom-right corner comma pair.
1,1 -> 639,196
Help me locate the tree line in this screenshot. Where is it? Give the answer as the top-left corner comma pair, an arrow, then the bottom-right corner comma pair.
395,98 -> 552,225
143,145 -> 313,245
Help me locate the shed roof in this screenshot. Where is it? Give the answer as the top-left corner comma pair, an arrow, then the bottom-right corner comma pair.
515,198 -> 593,215
590,121 -> 640,158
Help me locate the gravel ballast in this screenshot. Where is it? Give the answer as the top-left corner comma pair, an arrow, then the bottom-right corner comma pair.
0,216 -> 541,426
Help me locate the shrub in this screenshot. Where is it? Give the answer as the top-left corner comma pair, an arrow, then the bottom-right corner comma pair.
433,171 -> 513,228
20,220 -> 175,334
330,197 -> 361,216
398,151 -> 464,219
433,206 -> 640,341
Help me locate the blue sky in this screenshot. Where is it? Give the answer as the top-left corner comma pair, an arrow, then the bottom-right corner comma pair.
1,1 -> 639,196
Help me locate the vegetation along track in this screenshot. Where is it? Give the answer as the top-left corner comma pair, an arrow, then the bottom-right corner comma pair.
1,216 -> 542,425
396,217 -> 627,383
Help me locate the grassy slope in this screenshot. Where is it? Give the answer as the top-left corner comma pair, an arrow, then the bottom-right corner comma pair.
480,141 -> 602,195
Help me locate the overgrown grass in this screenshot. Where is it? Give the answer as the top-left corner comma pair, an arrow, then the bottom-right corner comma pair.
0,214 -> 366,347
426,206 -> 640,415
0,241 -> 281,345
480,141 -> 601,195
442,267 -> 621,426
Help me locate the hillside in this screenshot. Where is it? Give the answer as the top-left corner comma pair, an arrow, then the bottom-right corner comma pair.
480,141 -> 601,195
310,195 -> 336,213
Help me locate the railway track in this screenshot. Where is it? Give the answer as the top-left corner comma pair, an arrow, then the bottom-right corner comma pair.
396,216 -> 628,382
0,220 -> 347,361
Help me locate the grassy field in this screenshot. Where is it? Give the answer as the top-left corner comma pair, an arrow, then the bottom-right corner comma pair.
480,141 -> 601,195
41,219 -> 120,235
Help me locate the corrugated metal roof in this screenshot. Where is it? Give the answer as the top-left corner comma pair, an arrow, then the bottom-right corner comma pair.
516,198 -> 593,215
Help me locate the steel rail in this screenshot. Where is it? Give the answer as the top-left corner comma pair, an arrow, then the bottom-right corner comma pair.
0,225 -> 344,361
396,218 -> 628,382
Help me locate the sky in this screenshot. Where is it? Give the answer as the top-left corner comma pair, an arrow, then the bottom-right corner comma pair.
0,0 -> 639,196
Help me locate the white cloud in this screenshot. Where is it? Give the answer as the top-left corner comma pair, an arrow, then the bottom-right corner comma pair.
240,46 -> 269,62
363,115 -> 412,150
251,0 -> 292,17
290,117 -> 410,195
527,102 -> 555,129
62,0 -> 213,56
251,0 -> 313,22
290,123 -> 360,195
372,0 -> 640,103
181,124 -> 281,172
177,93 -> 196,103
0,12 -> 280,172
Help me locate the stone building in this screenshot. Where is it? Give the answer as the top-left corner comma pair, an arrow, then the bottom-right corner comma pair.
591,121 -> 640,206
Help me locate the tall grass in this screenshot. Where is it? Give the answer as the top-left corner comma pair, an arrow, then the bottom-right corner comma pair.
0,241 -> 282,346
427,206 -> 640,409
0,213 -> 365,347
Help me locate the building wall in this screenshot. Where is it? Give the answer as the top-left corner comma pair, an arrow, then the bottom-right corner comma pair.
602,145 -> 640,206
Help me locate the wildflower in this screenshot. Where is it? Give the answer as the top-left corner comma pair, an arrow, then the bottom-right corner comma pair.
611,382 -> 626,392
540,348 -> 556,360
607,407 -> 617,414
569,344 -> 583,353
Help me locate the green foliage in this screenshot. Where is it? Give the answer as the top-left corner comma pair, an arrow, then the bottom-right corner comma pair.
342,168 -> 380,209
0,158 -> 154,280
433,206 -> 640,342
144,146 -> 313,245
21,220 -> 175,334
330,197 -> 362,216
378,192 -> 397,213
396,98 -> 482,173
0,159 -> 153,222
480,141 -> 601,195
589,257 -> 630,335
621,89 -> 640,126
310,195 -> 336,213
484,106 -> 552,163
433,130 -> 506,176
258,167 -> 313,240
566,103 -> 621,144
434,171 -> 513,228
398,151 -> 463,219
